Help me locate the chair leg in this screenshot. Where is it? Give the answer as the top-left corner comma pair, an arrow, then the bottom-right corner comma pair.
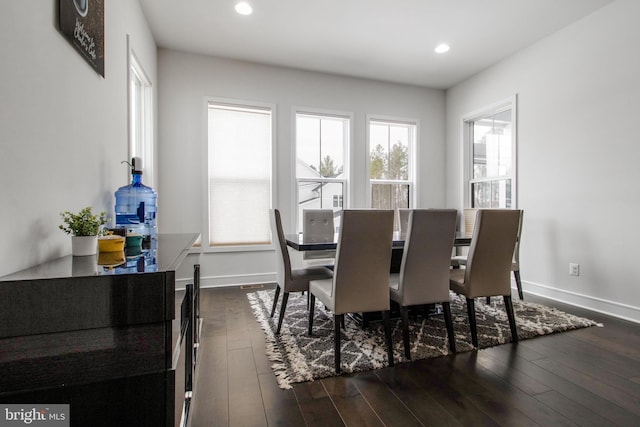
334,314 -> 342,374
442,301 -> 456,353
382,310 -> 394,367
466,298 -> 478,348
486,297 -> 491,304
514,270 -> 524,300
276,292 -> 289,334
503,295 -> 519,343
400,306 -> 411,359
308,293 -> 315,336
270,285 -> 281,317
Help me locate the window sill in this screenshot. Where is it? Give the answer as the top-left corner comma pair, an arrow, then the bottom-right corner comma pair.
201,244 -> 273,254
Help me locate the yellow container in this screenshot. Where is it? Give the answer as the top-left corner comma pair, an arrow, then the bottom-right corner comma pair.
98,235 -> 126,253
98,250 -> 126,267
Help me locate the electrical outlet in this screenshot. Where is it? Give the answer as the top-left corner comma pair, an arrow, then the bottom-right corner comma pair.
569,263 -> 580,276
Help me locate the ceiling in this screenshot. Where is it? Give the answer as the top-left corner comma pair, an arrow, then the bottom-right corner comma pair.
138,0 -> 614,89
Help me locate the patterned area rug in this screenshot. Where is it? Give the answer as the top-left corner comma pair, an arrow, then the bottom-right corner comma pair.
248,289 -> 601,389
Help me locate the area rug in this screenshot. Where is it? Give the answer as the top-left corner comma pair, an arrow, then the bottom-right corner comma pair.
247,289 -> 601,389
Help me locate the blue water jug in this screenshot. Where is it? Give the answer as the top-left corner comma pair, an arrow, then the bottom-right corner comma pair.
114,157 -> 157,243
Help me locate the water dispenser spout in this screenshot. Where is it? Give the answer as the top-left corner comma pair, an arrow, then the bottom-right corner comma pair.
121,156 -> 143,174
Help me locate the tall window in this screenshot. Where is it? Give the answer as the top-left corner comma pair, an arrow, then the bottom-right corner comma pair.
368,118 -> 415,230
465,98 -> 516,208
295,111 -> 350,232
129,51 -> 153,184
207,100 -> 273,248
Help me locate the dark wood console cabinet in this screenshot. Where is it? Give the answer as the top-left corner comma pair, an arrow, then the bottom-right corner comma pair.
0,233 -> 200,427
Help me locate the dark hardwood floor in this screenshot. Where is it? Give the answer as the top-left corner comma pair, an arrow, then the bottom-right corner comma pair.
187,284 -> 640,427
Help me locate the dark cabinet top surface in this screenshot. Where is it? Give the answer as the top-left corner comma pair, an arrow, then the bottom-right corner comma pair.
0,233 -> 199,282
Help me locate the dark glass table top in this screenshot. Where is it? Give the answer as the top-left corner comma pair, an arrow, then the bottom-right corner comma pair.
0,233 -> 200,282
285,232 -> 471,251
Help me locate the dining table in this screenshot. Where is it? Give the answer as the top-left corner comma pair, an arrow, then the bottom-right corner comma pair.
285,231 -> 471,326
285,231 -> 471,252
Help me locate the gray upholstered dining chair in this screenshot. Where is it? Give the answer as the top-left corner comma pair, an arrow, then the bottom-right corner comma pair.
452,209 -> 525,300
308,209 -> 395,374
510,210 -> 524,300
302,209 -> 336,266
389,209 -> 458,359
449,209 -> 521,348
398,208 -> 411,234
269,209 -> 333,334
450,208 -> 479,267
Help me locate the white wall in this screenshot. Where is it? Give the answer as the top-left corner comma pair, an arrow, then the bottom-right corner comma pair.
157,50 -> 446,287
0,1 -> 157,277
445,0 -> 640,322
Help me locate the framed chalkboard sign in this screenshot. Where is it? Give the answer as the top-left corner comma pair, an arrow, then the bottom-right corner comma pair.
59,0 -> 105,77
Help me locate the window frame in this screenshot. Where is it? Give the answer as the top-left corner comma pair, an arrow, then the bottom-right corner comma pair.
462,95 -> 518,210
202,96 -> 277,253
365,115 -> 418,210
292,107 -> 352,233
128,46 -> 153,186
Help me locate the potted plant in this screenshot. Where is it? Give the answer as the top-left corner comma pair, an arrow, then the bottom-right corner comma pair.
59,207 -> 109,256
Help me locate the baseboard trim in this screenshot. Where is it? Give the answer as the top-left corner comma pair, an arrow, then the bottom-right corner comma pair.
176,272 -> 276,290
521,280 -> 640,324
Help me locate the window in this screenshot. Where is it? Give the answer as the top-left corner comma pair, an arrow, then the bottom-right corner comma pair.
464,97 -> 516,208
206,100 -> 274,249
129,50 -> 153,184
368,117 -> 416,231
295,111 -> 350,232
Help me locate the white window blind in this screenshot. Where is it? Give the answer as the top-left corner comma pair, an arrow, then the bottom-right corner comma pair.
207,103 -> 272,247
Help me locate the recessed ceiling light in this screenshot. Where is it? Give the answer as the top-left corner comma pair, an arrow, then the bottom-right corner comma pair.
235,2 -> 253,15
435,44 -> 450,54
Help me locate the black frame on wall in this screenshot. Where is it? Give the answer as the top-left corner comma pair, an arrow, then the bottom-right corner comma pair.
59,0 -> 105,77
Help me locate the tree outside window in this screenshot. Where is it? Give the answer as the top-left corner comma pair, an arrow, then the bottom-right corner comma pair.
296,112 -> 349,232
369,119 -> 415,231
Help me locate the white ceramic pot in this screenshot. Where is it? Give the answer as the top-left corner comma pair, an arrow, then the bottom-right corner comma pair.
72,254 -> 98,276
72,235 -> 98,256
